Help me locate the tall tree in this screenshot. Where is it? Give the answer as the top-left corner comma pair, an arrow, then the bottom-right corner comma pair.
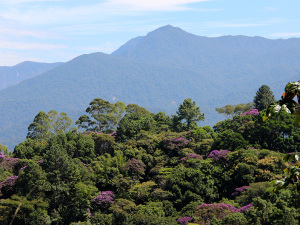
27,110 -> 73,140
253,85 -> 275,111
76,98 -> 126,133
27,111 -> 51,140
173,98 -> 204,131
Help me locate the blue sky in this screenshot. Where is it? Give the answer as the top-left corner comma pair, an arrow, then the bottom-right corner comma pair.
0,0 -> 300,66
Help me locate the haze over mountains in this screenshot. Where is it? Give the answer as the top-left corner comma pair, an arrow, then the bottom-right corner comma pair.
0,61 -> 63,90
1,25 -> 300,150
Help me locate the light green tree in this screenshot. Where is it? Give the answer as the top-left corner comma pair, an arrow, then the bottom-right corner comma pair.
216,103 -> 254,119
76,98 -> 126,133
27,110 -> 73,140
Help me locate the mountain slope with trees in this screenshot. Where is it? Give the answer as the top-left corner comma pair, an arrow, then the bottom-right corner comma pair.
1,25 -> 300,149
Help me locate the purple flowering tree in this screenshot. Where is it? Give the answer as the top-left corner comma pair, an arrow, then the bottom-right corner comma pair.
231,186 -> 250,196
177,216 -> 193,225
238,203 -> 253,213
1,156 -> 19,172
180,153 -> 203,161
0,152 -> 6,161
164,137 -> 190,156
208,150 -> 231,161
123,158 -> 146,179
180,153 -> 203,167
0,175 -> 18,197
93,191 -> 115,209
194,203 -> 253,224
241,109 -> 259,116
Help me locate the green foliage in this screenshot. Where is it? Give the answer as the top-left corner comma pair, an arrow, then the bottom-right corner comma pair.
264,81 -> 300,124
27,110 -> 74,140
27,111 -> 51,140
212,129 -> 249,151
76,98 -> 126,133
4,94 -> 300,224
116,107 -> 156,141
172,98 -> 204,132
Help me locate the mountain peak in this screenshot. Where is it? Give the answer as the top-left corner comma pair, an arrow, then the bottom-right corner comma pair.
147,25 -> 185,35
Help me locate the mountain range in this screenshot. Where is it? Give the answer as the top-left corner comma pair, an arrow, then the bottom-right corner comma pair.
1,25 -> 300,150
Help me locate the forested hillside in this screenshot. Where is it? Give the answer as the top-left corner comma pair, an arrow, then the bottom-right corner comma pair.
0,61 -> 63,90
1,25 -> 300,149
1,94 -> 300,225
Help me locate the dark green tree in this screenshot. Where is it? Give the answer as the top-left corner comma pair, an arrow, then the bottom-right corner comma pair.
116,105 -> 156,141
173,98 -> 204,131
253,85 -> 275,111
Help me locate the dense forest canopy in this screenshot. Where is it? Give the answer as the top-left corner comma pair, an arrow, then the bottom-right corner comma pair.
1,84 -> 300,225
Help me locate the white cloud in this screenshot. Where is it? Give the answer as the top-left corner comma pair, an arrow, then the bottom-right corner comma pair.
0,26 -> 56,39
0,0 -> 213,26
0,40 -> 66,50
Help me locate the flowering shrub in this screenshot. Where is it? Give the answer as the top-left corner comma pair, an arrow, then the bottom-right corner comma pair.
164,137 -> 190,151
93,191 -> 115,206
87,208 -> 92,217
124,158 -> 146,178
0,152 -> 6,161
241,109 -> 259,116
177,216 -> 193,225
195,203 -> 238,223
231,186 -> 250,195
238,203 -> 253,213
0,175 -> 18,190
208,150 -> 231,161
194,203 -> 253,224
1,157 -> 19,171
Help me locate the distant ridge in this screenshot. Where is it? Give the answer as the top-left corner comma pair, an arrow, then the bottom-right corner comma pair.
0,25 -> 300,149
0,61 -> 63,90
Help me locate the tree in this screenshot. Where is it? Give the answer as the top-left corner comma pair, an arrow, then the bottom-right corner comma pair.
27,110 -> 73,140
47,110 -> 73,135
27,111 -> 51,140
253,85 -> 275,111
216,103 -> 254,119
76,98 -> 126,133
116,105 -> 156,141
173,99 -> 204,131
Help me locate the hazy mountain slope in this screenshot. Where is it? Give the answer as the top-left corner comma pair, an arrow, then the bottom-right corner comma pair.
0,61 -> 63,90
113,25 -> 300,94
0,53 -> 220,149
1,25 -> 300,149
